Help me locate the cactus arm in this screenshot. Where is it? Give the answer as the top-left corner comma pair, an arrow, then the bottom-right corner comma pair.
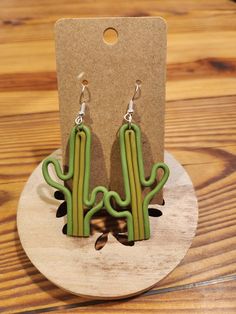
83,199 -> 103,236
42,159 -> 73,235
42,126 -> 77,182
131,123 -> 169,186
104,192 -> 134,241
42,126 -> 78,236
143,163 -> 169,239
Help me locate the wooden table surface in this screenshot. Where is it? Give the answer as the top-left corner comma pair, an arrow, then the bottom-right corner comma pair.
1,0 -> 236,313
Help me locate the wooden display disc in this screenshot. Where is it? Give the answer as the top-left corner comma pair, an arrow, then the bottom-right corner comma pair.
17,150 -> 198,300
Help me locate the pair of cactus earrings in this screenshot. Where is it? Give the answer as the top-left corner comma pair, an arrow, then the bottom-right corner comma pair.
42,82 -> 170,242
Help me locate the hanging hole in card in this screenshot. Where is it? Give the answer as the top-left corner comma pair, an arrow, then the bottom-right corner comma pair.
103,27 -> 118,45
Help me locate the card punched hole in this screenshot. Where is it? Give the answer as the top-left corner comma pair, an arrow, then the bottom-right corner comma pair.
103,28 -> 118,45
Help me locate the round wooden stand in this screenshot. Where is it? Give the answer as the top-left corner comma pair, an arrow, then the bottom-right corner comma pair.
17,150 -> 198,300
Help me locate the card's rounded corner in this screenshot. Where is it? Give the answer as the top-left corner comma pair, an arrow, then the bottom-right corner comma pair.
54,18 -> 68,30
157,16 -> 167,31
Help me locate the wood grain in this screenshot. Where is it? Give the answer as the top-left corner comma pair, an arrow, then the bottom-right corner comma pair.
0,0 -> 236,313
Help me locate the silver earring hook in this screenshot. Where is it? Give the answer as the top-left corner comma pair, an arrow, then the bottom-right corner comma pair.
75,83 -> 90,126
124,81 -> 141,127
79,83 -> 90,104
132,81 -> 141,101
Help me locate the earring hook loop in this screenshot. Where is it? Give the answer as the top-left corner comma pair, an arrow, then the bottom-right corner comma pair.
75,83 -> 90,126
124,81 -> 141,127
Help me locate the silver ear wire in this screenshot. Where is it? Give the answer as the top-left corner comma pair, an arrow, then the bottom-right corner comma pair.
124,81 -> 141,127
75,83 -> 90,126
132,81 -> 141,101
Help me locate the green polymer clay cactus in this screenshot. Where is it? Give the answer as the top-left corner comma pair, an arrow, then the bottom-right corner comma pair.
42,124 -> 107,237
104,123 -> 170,242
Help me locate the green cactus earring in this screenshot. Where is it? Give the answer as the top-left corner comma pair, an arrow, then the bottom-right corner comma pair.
42,83 -> 107,237
104,82 -> 170,242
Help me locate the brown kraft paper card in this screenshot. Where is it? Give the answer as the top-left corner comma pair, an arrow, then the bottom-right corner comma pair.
55,17 -> 167,204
